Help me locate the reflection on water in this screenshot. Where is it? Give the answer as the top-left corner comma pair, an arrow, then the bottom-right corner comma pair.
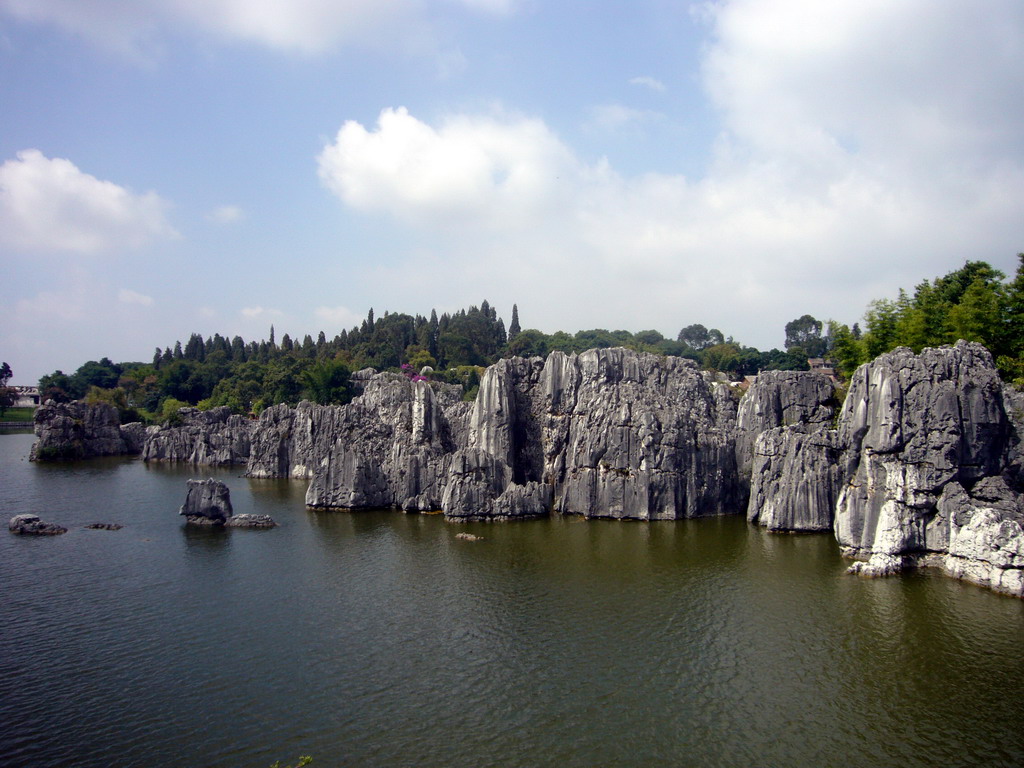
1,430 -> 1023,768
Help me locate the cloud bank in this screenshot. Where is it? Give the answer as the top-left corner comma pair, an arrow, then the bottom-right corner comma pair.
317,1 -> 1024,345
0,149 -> 176,254
0,0 -> 514,56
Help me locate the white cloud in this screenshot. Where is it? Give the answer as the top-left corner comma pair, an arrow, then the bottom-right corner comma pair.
315,305 -> 362,329
208,204 -> 244,223
587,104 -> 663,131
0,149 -> 176,254
241,305 -> 283,319
118,289 -> 154,306
0,0 -> 515,56
629,76 -> 666,92
455,0 -> 516,14
318,106 -> 579,230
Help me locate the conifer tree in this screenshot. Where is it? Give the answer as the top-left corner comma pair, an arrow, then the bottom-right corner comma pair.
508,304 -> 521,339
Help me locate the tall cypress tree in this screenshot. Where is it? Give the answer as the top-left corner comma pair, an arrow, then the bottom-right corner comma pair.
508,304 -> 521,339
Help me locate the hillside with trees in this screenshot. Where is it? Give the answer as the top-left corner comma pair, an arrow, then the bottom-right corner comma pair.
32,254 -> 1024,423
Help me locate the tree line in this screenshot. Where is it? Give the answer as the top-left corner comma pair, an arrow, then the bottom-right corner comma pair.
30,253 -> 1024,422
826,255 -> 1024,383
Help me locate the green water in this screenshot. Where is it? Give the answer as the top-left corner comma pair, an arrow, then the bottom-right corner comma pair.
1,431 -> 1022,767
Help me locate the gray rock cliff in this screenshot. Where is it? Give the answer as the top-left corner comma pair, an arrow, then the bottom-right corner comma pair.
445,348 -> 743,520
143,407 -> 253,465
302,376 -> 471,512
746,424 -> 843,532
737,369 -> 841,533
830,342 -> 1022,594
834,343 -> 1010,557
26,341 -> 1024,596
30,400 -> 133,461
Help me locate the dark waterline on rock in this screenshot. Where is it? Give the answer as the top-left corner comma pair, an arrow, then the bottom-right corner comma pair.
2,431 -> 1023,767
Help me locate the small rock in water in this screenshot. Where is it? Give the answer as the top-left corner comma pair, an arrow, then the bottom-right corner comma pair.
180,478 -> 233,526
455,532 -> 483,541
9,514 -> 67,536
85,523 -> 123,530
225,514 -> 277,529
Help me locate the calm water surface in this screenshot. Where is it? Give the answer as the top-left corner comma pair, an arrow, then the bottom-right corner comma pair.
2,431 -> 1023,767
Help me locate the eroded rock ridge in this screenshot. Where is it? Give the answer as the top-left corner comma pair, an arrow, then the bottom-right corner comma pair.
29,342 -> 1024,595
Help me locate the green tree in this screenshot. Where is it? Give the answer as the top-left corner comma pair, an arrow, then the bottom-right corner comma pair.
827,321 -> 866,377
405,345 -> 437,372
508,303 -> 521,339
784,314 -> 827,357
947,277 -> 1006,353
38,370 -> 73,403
862,297 -> 902,358
69,357 -> 122,397
301,359 -> 353,405
506,329 -> 550,358
634,329 -> 666,348
677,324 -> 724,351
85,386 -> 141,423
701,343 -> 742,375
0,361 -> 14,416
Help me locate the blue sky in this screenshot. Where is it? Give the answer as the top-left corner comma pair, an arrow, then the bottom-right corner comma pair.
2,0 -> 1022,383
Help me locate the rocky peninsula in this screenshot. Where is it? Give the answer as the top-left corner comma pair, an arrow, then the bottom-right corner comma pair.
30,342 -> 1024,596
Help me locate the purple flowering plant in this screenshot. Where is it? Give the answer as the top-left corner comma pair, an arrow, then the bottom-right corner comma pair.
400,363 -> 428,382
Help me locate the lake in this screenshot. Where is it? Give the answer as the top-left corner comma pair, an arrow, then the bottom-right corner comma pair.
2,430 -> 1023,767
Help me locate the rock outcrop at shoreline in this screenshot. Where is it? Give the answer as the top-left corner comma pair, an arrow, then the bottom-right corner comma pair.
29,342 -> 1024,595
831,342 -> 1023,593
737,369 -> 840,531
142,407 -> 252,466
29,400 -> 138,461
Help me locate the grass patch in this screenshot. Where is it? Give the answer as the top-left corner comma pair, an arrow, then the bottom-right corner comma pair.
0,407 -> 35,422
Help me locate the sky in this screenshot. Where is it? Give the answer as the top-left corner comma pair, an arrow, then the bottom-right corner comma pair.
1,0 -> 1022,384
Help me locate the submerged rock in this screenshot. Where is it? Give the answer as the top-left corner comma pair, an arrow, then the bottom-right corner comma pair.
85,523 -> 123,530
225,514 -> 277,529
9,514 -> 67,535
180,479 -> 233,526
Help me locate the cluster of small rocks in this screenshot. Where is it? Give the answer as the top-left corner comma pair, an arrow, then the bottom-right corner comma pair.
180,478 -> 276,529
8,514 -> 67,535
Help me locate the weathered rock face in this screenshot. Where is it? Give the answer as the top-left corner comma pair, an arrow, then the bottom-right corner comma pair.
746,425 -> 842,532
180,478 -> 234,525
9,514 -> 67,535
445,349 -> 743,520
939,479 -> 1024,596
120,422 -> 148,454
736,370 -> 838,502
834,342 -> 1011,561
302,376 -> 471,512
300,349 -> 744,521
30,401 -> 133,461
142,407 -> 253,466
